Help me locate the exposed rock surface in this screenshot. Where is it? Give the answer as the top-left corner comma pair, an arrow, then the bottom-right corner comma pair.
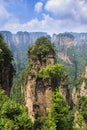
72,66 -> 87,105
25,77 -> 36,121
1,31 -> 50,49
74,111 -> 86,129
2,31 -> 87,67
72,66 -> 87,129
72,87 -> 78,105
25,53 -> 55,121
58,52 -> 72,64
52,33 -> 75,49
24,37 -> 69,121
1,31 -> 50,72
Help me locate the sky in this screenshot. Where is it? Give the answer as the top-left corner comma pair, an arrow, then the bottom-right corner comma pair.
0,0 -> 87,35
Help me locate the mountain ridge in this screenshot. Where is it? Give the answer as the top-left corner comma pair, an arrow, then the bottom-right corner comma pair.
1,31 -> 87,81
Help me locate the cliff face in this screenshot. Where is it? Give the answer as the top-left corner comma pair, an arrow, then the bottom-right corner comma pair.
1,31 -> 50,49
72,66 -> 87,129
1,31 -> 50,72
72,32 -> 87,46
2,31 -> 87,67
72,66 -> 87,105
52,32 -> 87,47
52,33 -> 75,48
25,55 -> 69,121
25,57 -> 55,120
52,32 -> 87,64
52,33 -> 76,65
1,31 -> 87,77
25,53 -> 55,121
0,33 -> 14,96
24,37 -> 69,121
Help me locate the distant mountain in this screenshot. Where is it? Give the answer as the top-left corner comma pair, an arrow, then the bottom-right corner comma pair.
52,32 -> 87,47
52,32 -> 87,66
1,31 -> 50,48
52,32 -> 87,88
0,31 -> 50,74
1,31 -> 87,85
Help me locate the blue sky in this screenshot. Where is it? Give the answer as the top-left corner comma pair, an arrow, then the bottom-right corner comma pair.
0,0 -> 87,35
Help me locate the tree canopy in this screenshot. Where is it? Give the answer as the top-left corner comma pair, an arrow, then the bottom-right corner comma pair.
0,89 -> 33,130
28,36 -> 56,62
42,92 -> 69,130
0,33 -> 14,95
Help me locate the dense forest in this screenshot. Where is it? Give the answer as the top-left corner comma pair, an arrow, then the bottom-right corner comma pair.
1,33 -> 87,130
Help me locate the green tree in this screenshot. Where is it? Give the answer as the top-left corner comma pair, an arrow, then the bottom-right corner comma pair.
0,33 -> 14,95
28,36 -> 56,63
43,92 -> 69,130
78,96 -> 87,122
0,89 -> 33,130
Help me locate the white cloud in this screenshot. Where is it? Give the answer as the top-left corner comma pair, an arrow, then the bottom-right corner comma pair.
3,13 -> 87,35
45,0 -> 87,22
1,0 -> 87,34
3,14 -> 60,34
45,0 -> 73,16
35,2 -> 43,13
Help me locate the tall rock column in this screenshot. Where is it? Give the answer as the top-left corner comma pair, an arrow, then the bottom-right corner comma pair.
24,37 -> 68,121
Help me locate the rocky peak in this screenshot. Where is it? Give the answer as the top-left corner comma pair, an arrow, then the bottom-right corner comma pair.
1,31 -> 50,47
52,33 -> 75,49
25,37 -> 56,121
24,37 -> 69,121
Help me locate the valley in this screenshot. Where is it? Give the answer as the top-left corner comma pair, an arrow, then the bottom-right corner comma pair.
0,31 -> 87,129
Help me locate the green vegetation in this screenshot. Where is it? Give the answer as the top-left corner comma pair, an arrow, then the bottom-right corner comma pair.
56,42 -> 87,93
78,96 -> 87,122
72,96 -> 87,130
0,35 -> 33,129
28,36 -> 56,62
0,89 -> 33,130
10,66 -> 30,104
0,33 -> 14,94
45,92 -> 69,130
33,91 -> 74,130
38,64 -> 65,80
74,76 -> 85,91
1,34 -> 87,130
11,37 -> 57,103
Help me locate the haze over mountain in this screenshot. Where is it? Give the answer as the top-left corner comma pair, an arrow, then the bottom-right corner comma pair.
1,31 -> 87,83
1,0 -> 87,130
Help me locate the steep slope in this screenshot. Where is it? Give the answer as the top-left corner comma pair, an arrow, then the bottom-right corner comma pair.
1,31 -> 50,73
52,32 -> 87,90
52,32 -> 87,71
72,66 -> 87,105
1,31 -> 87,80
13,37 -> 69,121
0,33 -> 14,95
72,66 -> 87,129
1,30 -> 87,93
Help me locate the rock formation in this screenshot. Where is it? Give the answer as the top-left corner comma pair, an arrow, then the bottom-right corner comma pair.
24,37 -> 69,121
1,31 -> 50,72
0,33 -> 14,95
72,66 -> 87,129
72,66 -> 87,105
